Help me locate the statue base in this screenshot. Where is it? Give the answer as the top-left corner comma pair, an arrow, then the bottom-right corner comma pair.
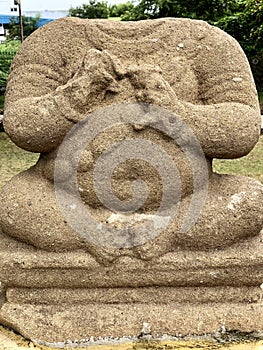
0,230 -> 262,345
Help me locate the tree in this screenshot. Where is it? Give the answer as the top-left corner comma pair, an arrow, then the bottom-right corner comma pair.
7,14 -> 41,40
69,0 -> 109,19
121,0 -> 263,90
215,0 -> 263,53
122,0 -> 238,22
121,0 -> 160,20
215,0 -> 263,90
109,2 -> 135,18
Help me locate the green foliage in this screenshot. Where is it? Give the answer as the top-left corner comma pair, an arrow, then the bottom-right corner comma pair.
121,0 -> 263,90
69,0 -> 109,19
215,0 -> 263,89
215,0 -> 263,54
0,39 -> 21,52
121,0 -> 159,20
69,1 -> 134,19
109,2 -> 135,18
121,0 -> 238,21
0,52 -> 15,87
7,14 -> 41,40
0,40 -> 20,89
0,95 -> 4,113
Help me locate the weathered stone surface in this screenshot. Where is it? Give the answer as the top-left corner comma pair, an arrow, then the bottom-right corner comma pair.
0,17 -> 262,344
0,229 -> 262,289
1,303 -> 263,343
0,325 -> 262,350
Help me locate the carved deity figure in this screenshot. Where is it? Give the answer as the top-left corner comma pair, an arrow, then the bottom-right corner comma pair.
0,17 -> 263,344
0,17 -> 262,262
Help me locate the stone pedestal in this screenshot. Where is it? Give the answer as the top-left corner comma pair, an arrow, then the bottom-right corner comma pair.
0,230 -> 262,345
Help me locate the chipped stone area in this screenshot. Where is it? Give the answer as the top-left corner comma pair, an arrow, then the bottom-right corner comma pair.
226,192 -> 247,210
106,213 -> 171,230
0,325 -> 262,349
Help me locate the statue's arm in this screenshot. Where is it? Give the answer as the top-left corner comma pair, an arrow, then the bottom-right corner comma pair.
174,25 -> 261,159
173,101 -> 261,159
3,17 -> 89,153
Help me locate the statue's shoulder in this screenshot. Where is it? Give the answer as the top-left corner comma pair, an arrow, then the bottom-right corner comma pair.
10,17 -> 88,70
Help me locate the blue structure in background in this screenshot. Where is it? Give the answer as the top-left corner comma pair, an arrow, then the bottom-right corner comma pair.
0,14 -> 53,27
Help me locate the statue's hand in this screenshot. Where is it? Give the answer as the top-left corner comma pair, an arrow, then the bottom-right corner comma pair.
56,49 -> 123,122
126,65 -> 178,108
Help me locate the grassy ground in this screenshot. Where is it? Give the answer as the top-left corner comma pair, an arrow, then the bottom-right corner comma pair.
0,132 -> 262,190
0,132 -> 39,189
213,135 -> 263,183
109,16 -> 121,21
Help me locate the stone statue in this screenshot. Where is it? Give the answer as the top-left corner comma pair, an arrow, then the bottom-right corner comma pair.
0,17 -> 262,345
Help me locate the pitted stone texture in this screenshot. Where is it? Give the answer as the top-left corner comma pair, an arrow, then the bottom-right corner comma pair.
3,18 -> 261,154
0,229 -> 262,343
0,229 -> 262,289
1,303 -> 263,344
0,17 -> 262,342
1,17 -> 262,261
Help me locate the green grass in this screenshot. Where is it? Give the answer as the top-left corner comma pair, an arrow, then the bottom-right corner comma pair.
0,132 -> 39,189
109,16 -> 121,21
213,136 -> 263,183
0,132 -> 262,190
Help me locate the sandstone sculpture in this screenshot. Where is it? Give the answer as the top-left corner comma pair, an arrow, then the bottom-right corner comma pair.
0,17 -> 262,345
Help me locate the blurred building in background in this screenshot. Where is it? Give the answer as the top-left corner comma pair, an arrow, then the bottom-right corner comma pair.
0,0 -> 67,41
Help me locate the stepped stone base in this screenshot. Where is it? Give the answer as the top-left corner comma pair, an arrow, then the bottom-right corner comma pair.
1,302 -> 263,345
0,231 -> 262,345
